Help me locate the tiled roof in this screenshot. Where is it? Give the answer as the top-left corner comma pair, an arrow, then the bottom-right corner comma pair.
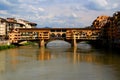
19,19 -> 37,25
6,18 -> 17,23
0,18 -> 7,22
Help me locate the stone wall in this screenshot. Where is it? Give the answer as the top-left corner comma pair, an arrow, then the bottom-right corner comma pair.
0,40 -> 10,46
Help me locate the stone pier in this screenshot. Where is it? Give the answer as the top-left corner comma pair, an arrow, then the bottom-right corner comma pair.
71,34 -> 77,48
39,39 -> 45,47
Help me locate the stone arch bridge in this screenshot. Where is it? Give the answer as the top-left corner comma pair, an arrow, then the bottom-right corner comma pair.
9,28 -> 101,47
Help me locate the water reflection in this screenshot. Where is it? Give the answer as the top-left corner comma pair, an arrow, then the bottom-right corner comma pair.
37,47 -> 51,61
0,51 -> 6,73
9,49 -> 19,70
1,43 -> 119,67
0,42 -> 120,80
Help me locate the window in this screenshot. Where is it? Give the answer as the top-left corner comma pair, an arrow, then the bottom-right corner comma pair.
62,29 -> 66,32
51,30 -> 55,32
56,29 -> 61,32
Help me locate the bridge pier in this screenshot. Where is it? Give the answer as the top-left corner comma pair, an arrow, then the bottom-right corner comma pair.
71,34 -> 77,48
39,39 -> 45,47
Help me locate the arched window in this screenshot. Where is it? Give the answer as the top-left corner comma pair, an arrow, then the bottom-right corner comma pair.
62,33 -> 66,38
56,33 -> 61,37
50,33 -> 55,38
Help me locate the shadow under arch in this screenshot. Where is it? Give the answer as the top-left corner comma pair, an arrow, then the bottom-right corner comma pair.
45,40 -> 71,48
16,39 -> 40,46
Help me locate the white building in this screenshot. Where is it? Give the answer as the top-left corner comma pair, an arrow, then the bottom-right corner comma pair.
17,19 -> 37,28
0,18 -> 7,39
0,18 -> 37,40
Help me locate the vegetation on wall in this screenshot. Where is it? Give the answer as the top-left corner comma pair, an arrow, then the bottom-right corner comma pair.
0,45 -> 16,50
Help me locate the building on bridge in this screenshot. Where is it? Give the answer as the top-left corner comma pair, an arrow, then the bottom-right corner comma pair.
9,29 -> 21,43
8,28 -> 101,47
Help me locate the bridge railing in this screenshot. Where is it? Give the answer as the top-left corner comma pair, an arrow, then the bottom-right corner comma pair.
20,36 -> 39,40
72,33 -> 100,40
73,36 -> 99,40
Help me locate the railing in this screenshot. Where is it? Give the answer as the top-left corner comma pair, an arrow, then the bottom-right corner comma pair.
19,35 -> 99,41
20,36 -> 39,40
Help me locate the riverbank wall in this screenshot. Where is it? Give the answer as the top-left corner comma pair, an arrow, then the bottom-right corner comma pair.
0,40 -> 10,46
0,40 -> 16,50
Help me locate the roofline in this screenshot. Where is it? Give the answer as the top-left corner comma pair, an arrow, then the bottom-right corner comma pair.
18,27 -> 100,30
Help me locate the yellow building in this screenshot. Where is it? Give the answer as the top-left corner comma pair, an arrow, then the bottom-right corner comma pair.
9,29 -> 21,43
92,15 -> 109,29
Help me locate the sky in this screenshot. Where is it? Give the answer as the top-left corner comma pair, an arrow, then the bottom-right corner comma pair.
0,0 -> 120,28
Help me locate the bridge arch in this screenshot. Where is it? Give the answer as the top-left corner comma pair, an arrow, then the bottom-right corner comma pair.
56,33 -> 61,37
62,33 -> 66,38
45,40 -> 71,47
50,33 -> 56,38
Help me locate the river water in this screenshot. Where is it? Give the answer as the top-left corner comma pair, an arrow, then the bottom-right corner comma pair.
0,41 -> 120,80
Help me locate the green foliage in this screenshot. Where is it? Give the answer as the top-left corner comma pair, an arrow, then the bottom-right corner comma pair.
0,45 -> 16,50
22,41 -> 36,46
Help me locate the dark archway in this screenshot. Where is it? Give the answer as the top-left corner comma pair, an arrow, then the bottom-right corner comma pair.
62,33 -> 66,39
50,33 -> 56,39
56,33 -> 61,38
